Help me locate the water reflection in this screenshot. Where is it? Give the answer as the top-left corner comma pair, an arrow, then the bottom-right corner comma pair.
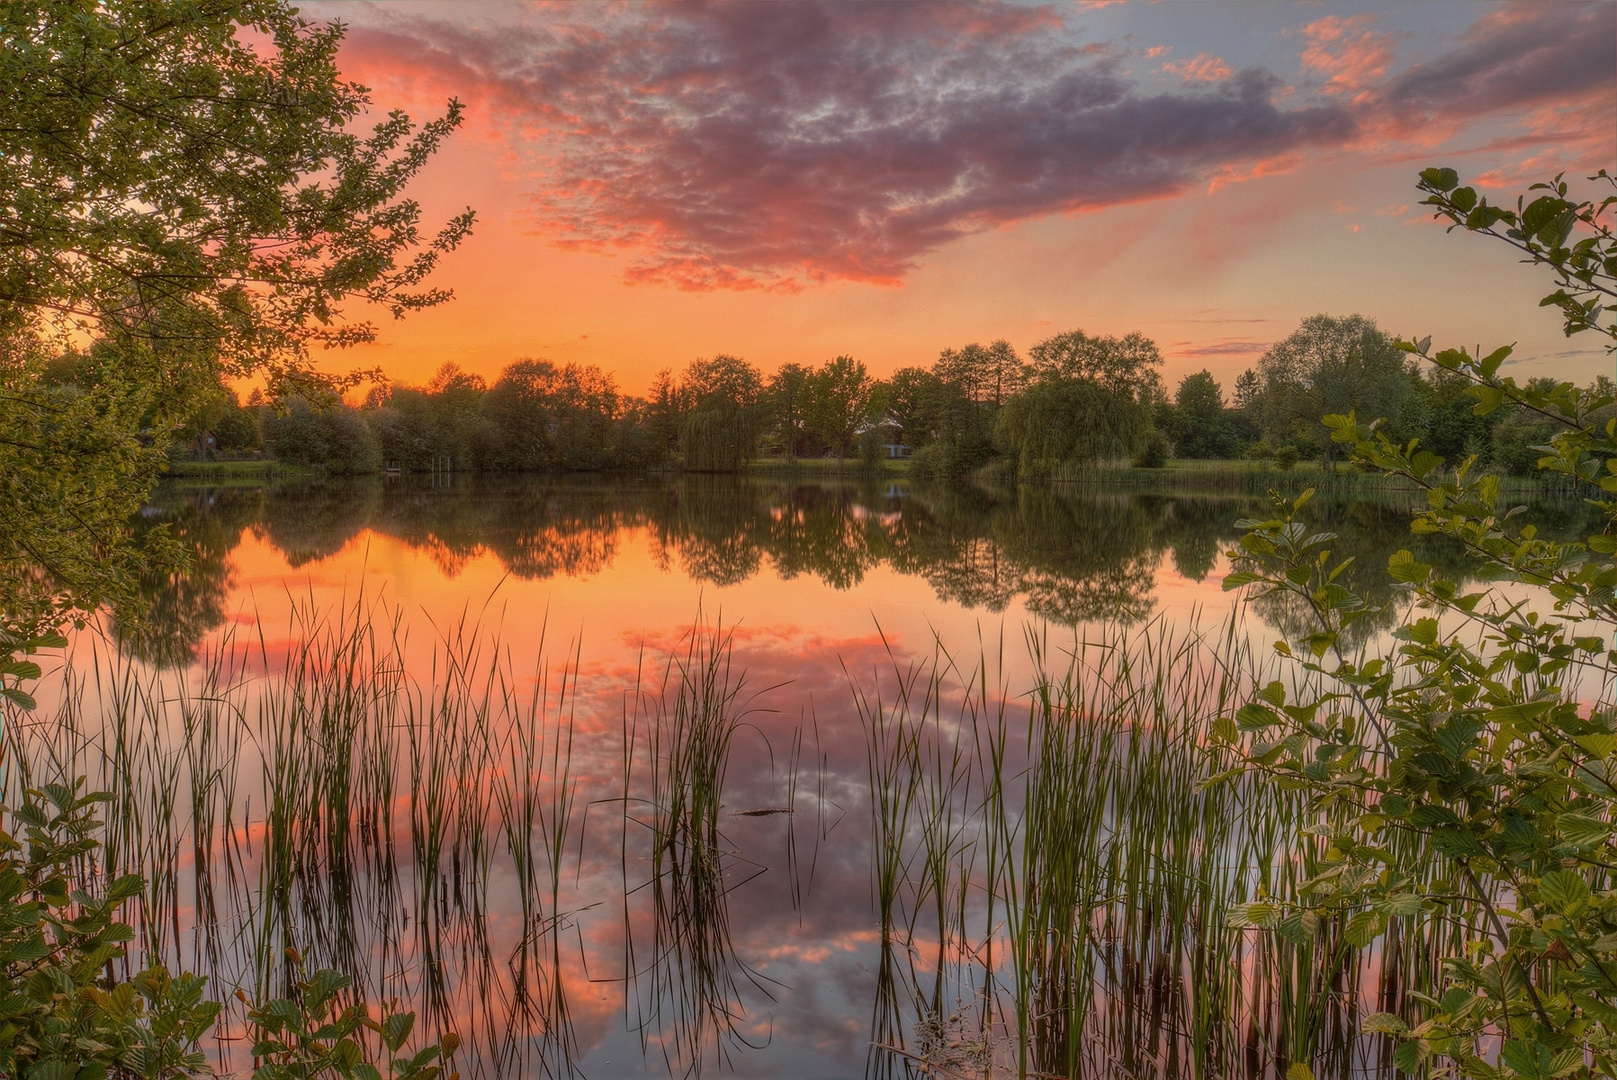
125,474 -> 1601,669
112,487 -> 262,666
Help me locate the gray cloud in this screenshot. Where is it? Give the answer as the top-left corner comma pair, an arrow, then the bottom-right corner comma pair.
1376,4 -> 1615,133
344,1 -> 1610,290
348,3 -> 1354,289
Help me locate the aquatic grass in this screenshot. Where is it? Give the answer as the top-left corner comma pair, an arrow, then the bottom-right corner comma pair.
620,616 -> 782,1077
0,584 -> 1523,1080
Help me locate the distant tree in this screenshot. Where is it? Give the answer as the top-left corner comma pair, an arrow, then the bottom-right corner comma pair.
646,368 -> 686,458
1414,365 -> 1501,466
262,398 -> 381,474
884,367 -> 940,447
1250,314 -> 1416,462
482,359 -> 620,471
1167,370 -> 1238,459
767,362 -> 814,458
1233,368 -> 1262,410
680,354 -> 765,471
992,327 -> 1166,475
806,355 -> 875,457
214,401 -> 261,452
994,379 -> 1151,473
1025,329 -> 1165,404
684,354 -> 763,412
936,339 -> 1024,405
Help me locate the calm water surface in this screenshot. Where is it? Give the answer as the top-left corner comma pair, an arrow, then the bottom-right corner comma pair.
16,475 -> 1592,1078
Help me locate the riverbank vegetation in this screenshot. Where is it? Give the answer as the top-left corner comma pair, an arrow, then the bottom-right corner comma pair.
162,319 -> 1609,488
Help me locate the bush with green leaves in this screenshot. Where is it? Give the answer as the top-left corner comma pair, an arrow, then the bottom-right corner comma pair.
246,958 -> 458,1080
1132,426 -> 1170,469
1222,167 -> 1617,1078
0,782 -> 221,1079
0,782 -> 453,1080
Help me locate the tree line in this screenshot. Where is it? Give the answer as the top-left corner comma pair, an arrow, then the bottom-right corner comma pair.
176,313 -> 1597,479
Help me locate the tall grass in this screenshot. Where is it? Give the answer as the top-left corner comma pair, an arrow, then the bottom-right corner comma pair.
0,597 -> 1507,1079
851,613 -> 1482,1078
1,597 -> 595,1078
619,619 -> 783,1076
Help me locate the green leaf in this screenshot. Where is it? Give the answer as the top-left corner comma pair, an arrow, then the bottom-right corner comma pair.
1344,909 -> 1386,947
1388,550 -> 1432,584
1236,703 -> 1281,732
1556,812 -> 1609,850
1538,869 -> 1591,914
1376,893 -> 1424,917
1285,1064 -> 1315,1080
1501,1039 -> 1554,1080
383,1012 -> 415,1053
1420,167 -> 1460,193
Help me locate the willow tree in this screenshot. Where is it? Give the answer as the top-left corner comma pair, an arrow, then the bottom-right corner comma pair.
679,354 -> 764,472
994,327 -> 1165,475
0,0 -> 473,700
993,378 -> 1150,475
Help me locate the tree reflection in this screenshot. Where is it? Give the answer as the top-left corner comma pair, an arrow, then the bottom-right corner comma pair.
111,487 -> 262,666
132,474 -> 1597,651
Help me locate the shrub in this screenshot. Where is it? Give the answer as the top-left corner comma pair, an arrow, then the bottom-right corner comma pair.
1223,166 -> 1617,1078
1270,443 -> 1299,471
0,782 -> 220,1080
0,782 -> 453,1080
907,435 -> 992,480
858,428 -> 887,470
262,399 -> 381,474
1132,427 -> 1169,468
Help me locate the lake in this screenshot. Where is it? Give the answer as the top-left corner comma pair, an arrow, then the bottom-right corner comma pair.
9,474 -> 1595,1079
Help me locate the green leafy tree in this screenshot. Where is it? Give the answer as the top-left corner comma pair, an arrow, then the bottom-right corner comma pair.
1222,167 -> 1617,1079
1248,314 -> 1416,461
0,0 -> 472,685
766,362 -> 813,459
935,340 -> 1024,406
994,327 -> 1165,475
993,379 -> 1150,474
261,397 -> 382,475
1023,329 -> 1165,403
1167,369 -> 1238,459
481,359 -> 620,471
679,354 -> 764,471
806,355 -> 875,458
1417,364 -> 1502,466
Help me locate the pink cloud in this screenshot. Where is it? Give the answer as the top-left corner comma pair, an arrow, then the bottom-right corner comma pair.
1163,52 -> 1233,83
1171,339 -> 1274,357
1301,14 -> 1399,102
333,1 -> 1613,292
1205,152 -> 1305,194
343,5 -> 1353,291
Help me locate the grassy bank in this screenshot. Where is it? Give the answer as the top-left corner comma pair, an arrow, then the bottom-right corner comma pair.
995,456 -> 1564,494
745,456 -> 909,477
162,458 -> 320,480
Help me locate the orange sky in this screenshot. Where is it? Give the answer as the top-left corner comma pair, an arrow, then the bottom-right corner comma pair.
304,1 -> 1615,399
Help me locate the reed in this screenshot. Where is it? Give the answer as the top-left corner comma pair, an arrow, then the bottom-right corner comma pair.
620,618 -> 781,1076
0,595 -> 1515,1080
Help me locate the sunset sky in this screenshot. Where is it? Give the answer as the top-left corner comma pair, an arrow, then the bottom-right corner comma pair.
310,1 -> 1616,398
